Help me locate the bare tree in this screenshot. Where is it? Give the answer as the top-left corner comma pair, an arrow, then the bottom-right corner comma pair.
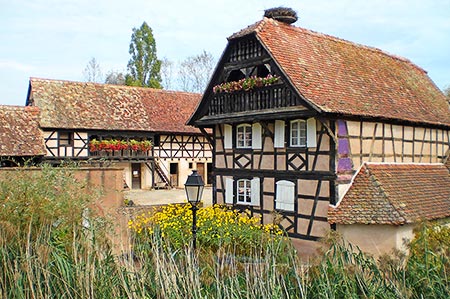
444,85 -> 450,105
105,70 -> 126,85
178,50 -> 216,93
83,57 -> 103,83
160,57 -> 174,90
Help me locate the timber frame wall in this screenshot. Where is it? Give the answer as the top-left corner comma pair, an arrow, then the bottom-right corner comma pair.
41,129 -> 213,188
156,134 -> 212,160
213,119 -> 335,241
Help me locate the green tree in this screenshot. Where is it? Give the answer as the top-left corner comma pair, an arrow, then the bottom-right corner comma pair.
126,22 -> 162,88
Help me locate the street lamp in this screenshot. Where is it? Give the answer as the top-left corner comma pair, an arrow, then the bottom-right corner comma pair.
184,170 -> 204,250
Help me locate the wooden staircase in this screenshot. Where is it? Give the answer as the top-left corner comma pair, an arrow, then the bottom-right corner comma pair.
146,161 -> 172,189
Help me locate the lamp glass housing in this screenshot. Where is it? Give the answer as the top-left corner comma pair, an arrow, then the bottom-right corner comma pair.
184,170 -> 205,204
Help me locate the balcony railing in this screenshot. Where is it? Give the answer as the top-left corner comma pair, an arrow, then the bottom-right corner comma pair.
208,84 -> 299,116
89,149 -> 152,158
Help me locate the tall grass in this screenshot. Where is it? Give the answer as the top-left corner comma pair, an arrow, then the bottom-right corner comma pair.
0,166 -> 448,298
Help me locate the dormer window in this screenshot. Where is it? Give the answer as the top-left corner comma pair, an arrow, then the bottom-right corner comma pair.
236,124 -> 252,148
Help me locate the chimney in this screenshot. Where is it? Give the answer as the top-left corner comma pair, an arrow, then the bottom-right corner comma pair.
264,7 -> 298,24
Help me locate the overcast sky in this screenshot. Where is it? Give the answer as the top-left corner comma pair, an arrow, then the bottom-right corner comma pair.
1,0 -> 449,106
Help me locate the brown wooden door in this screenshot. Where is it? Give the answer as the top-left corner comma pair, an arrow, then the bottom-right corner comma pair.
206,162 -> 212,185
131,163 -> 141,189
197,163 -> 205,182
170,163 -> 178,187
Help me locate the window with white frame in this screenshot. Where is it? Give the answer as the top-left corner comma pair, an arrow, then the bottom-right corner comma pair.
275,180 -> 296,211
225,177 -> 260,206
236,124 -> 252,148
290,120 -> 307,147
237,179 -> 251,203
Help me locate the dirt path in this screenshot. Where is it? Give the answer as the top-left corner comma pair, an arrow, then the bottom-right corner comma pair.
124,187 -> 213,206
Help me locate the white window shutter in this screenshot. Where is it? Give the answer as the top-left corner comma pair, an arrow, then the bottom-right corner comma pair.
225,178 -> 234,204
224,124 -> 232,149
275,180 -> 295,211
274,120 -> 285,148
250,177 -> 260,206
307,118 -> 317,148
252,123 -> 262,149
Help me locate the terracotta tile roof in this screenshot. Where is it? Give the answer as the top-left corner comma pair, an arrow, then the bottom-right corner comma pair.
0,105 -> 45,156
28,78 -> 202,134
328,163 -> 450,225
229,18 -> 450,127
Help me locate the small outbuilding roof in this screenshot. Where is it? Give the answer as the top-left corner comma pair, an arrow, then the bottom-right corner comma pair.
328,163 -> 450,225
0,105 -> 45,157
27,78 -> 202,134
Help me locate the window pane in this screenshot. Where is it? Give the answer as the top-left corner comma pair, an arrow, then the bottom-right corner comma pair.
237,179 -> 251,203
290,120 -> 307,147
237,125 -> 252,148
59,132 -> 73,146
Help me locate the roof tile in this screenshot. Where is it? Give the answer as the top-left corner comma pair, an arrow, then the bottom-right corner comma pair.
0,105 -> 45,156
329,163 -> 450,225
230,18 -> 450,127
29,78 -> 202,134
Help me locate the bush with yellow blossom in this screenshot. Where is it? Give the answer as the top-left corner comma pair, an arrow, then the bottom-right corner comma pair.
129,204 -> 285,254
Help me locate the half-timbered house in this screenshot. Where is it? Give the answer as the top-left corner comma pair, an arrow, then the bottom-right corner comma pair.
188,9 -> 450,249
0,105 -> 45,166
26,78 -> 212,189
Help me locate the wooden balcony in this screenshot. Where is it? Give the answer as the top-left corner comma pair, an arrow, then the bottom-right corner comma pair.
89,149 -> 152,159
208,84 -> 300,116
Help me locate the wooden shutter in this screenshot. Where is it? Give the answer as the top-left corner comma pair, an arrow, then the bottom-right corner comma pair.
307,118 -> 317,148
275,180 -> 295,211
252,123 -> 262,149
274,120 -> 285,148
250,177 -> 260,206
224,124 -> 232,149
225,178 -> 234,204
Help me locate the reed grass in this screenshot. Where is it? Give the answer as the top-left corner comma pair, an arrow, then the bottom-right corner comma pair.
0,167 -> 448,298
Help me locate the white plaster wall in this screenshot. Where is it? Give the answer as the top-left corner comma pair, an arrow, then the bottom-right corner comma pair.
337,224 -> 414,256
158,158 -> 212,188
141,163 -> 153,189
75,132 -> 88,157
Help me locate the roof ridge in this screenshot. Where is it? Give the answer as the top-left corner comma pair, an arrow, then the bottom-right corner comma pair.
365,164 -> 408,224
227,19 -> 265,40
30,77 -> 201,96
365,162 -> 445,166
0,104 -> 28,109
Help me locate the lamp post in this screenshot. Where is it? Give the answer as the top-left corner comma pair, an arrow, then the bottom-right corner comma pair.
184,170 -> 204,250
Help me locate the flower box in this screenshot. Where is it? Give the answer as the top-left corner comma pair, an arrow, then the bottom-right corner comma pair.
212,74 -> 280,93
89,139 -> 152,154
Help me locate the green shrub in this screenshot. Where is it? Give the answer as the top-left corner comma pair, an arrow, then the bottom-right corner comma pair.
0,166 -> 94,251
405,222 -> 450,299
